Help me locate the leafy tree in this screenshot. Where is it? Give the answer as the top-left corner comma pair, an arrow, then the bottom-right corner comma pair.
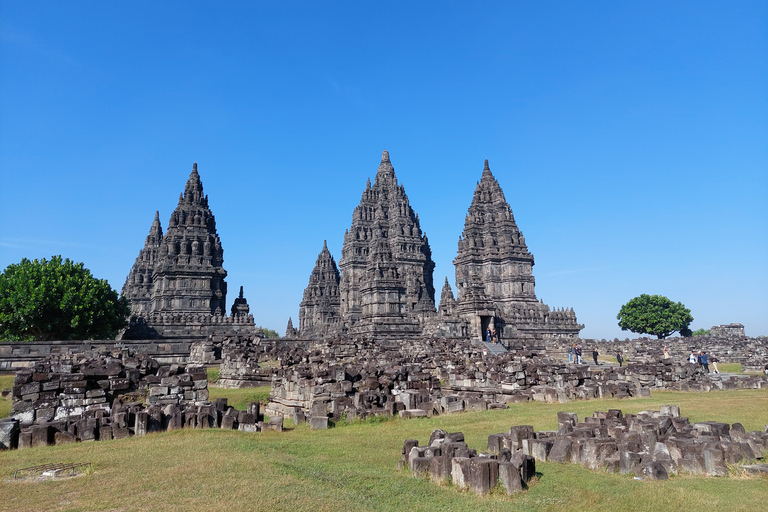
616,294 -> 693,339
0,256 -> 130,341
257,326 -> 280,338
692,328 -> 710,336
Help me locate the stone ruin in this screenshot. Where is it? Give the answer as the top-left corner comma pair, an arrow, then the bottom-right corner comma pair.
0,349 -> 281,451
197,331 -> 767,428
547,334 -> 768,376
296,152 -> 582,344
401,406 -> 768,497
120,163 -> 258,340
710,323 -> 746,338
500,406 -> 768,479
400,429 -> 537,496
262,336 -> 641,428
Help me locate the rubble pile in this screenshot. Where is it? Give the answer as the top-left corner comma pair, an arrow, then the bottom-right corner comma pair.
0,349 -> 280,450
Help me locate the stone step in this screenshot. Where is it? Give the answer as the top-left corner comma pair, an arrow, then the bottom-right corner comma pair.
479,341 -> 508,356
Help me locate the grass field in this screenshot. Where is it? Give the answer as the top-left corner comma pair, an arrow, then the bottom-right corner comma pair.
1,388 -> 766,512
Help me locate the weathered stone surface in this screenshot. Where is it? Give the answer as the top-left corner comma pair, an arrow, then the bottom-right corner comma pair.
121,164 -> 257,339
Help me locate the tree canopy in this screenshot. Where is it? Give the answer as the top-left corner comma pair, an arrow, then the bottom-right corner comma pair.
616,294 -> 693,339
0,256 -> 130,341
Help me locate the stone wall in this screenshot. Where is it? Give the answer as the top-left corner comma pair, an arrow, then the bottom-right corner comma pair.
0,349 -> 280,450
0,339 -> 195,371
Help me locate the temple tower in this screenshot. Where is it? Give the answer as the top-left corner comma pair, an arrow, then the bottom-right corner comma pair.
338,150 -> 436,338
298,240 -> 341,337
454,160 -> 582,341
150,163 -> 228,315
122,211 -> 164,316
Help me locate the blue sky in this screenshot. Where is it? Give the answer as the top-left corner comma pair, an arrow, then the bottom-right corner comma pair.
1,1 -> 766,338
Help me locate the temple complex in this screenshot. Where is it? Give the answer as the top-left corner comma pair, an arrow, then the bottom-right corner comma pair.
296,153 -> 582,345
121,164 -> 256,339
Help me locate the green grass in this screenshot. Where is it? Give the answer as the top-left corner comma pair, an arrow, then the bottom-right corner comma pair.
717,362 -> 742,373
0,389 -> 766,512
0,374 -> 14,418
205,366 -> 220,383
207,385 -> 271,410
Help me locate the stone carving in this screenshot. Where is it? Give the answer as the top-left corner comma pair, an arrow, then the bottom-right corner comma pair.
295,154 -> 581,344
337,150 -> 436,339
448,160 -> 583,342
121,164 -> 256,339
298,241 -> 341,337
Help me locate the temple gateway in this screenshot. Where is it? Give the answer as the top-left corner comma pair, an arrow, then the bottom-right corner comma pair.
297,151 -> 583,345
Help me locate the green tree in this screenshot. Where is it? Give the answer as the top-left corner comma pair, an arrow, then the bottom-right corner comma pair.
258,326 -> 280,338
692,328 -> 710,336
616,294 -> 693,339
0,256 -> 130,341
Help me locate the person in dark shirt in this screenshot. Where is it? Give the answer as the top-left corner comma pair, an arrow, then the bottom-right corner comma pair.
616,350 -> 624,367
592,348 -> 599,365
700,351 -> 709,373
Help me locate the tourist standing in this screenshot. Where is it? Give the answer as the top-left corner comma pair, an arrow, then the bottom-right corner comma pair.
663,346 -> 670,359
711,354 -> 720,374
700,351 -> 709,373
688,351 -> 698,364
617,350 -> 624,368
576,345 -> 583,364
568,344 -> 574,363
592,348 -> 599,365
492,329 -> 497,344
486,328 -> 492,343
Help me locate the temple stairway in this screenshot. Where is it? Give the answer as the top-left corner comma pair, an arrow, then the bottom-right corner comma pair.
479,340 -> 508,356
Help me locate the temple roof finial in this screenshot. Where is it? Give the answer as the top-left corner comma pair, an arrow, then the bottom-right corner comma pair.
154,210 -> 160,221
192,162 -> 198,173
381,150 -> 390,163
484,159 -> 490,171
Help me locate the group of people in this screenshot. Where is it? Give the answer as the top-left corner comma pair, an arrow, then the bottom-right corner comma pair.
687,350 -> 720,373
485,328 -> 499,344
567,344 -> 606,366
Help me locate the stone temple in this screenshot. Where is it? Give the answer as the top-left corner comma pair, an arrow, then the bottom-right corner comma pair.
296,152 -> 582,345
121,164 -> 256,339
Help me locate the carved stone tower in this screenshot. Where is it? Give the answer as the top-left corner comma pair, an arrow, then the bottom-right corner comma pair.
338,150 -> 436,338
150,163 -> 228,316
298,240 -> 341,337
454,160 -> 583,341
122,211 -> 164,316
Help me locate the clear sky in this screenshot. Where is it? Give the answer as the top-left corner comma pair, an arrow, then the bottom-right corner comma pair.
1,1 -> 766,339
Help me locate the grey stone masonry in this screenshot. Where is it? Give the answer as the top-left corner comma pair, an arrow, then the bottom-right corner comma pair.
298,241 -> 341,338
448,160 -> 583,343
4,348 -> 274,450
121,163 -> 257,339
338,150 -> 437,340
400,429 -> 535,496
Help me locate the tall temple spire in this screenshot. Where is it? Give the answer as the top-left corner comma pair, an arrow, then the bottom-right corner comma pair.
338,150 -> 436,339
375,149 -> 395,182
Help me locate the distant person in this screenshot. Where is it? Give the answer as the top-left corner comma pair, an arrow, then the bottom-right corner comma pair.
492,329 -> 497,344
688,351 -> 698,364
663,346 -> 670,359
700,351 -> 709,373
617,350 -> 624,368
710,354 -> 720,374
568,344 -> 574,363
698,350 -> 705,368
576,344 -> 583,364
592,348 -> 599,365
486,328 -> 492,343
